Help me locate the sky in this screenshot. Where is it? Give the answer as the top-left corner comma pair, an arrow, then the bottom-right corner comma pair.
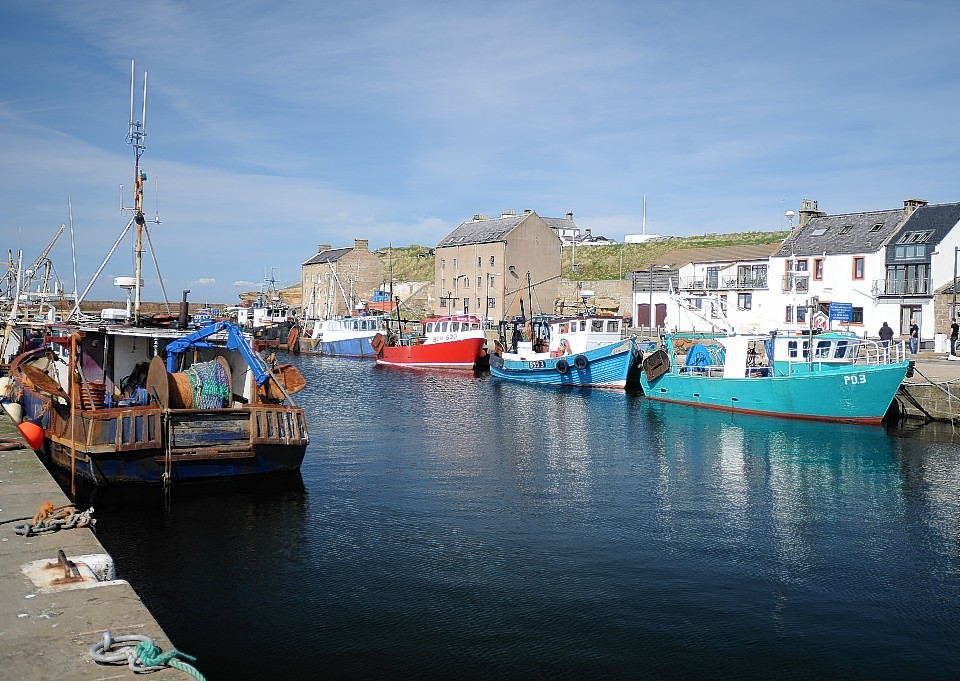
1,1 -> 958,304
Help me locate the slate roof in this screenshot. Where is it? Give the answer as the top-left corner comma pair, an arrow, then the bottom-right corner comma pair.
891,202 -> 960,249
302,247 -> 352,266
774,209 -> 903,257
649,243 -> 783,269
437,214 -> 529,248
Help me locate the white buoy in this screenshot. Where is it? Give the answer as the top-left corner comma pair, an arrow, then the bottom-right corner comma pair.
1,400 -> 23,424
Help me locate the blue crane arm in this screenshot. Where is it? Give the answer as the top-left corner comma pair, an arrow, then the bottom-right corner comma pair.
164,321 -> 271,385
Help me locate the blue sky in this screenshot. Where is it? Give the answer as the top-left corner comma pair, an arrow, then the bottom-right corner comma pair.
1,1 -> 958,304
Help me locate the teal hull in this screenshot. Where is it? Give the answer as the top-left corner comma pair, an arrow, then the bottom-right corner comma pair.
639,362 -> 909,424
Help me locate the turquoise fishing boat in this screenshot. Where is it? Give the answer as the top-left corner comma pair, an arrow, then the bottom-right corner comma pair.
489,314 -> 642,389
639,331 -> 912,424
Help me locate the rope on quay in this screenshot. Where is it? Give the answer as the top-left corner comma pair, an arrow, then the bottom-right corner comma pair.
1,501 -> 96,537
90,631 -> 206,680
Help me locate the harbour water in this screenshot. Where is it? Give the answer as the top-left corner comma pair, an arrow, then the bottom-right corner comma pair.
74,354 -> 960,679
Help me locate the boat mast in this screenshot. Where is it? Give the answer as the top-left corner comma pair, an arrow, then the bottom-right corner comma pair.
127,60 -> 149,324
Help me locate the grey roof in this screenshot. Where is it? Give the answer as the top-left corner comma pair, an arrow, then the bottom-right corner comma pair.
302,247 -> 352,266
892,202 -> 960,247
541,216 -> 578,232
437,214 -> 529,247
774,208 -> 903,257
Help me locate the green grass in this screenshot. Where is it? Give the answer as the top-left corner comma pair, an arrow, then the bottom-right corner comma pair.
374,231 -> 789,283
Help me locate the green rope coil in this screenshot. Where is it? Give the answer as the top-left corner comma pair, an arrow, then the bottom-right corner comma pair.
133,639 -> 206,680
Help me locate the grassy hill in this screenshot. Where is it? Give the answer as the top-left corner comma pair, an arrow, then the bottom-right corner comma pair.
376,231 -> 790,283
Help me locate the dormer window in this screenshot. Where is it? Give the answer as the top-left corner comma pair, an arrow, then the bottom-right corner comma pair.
898,231 -> 933,244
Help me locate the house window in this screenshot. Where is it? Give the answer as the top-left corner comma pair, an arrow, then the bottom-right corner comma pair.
870,223 -> 883,232
453,258 -> 457,268
477,257 -> 481,267
487,297 -> 495,310
463,278 -> 469,288
814,258 -> 824,280
440,297 -> 447,308
839,225 -> 853,235
853,257 -> 865,280
785,306 -> 793,322
852,307 -> 864,324
477,277 -> 482,288
490,255 -> 495,265
811,227 -> 829,236
796,306 -> 807,323
737,293 -> 752,310
441,259 -> 445,269
795,259 -> 808,272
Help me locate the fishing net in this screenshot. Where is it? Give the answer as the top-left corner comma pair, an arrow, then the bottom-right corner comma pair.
183,360 -> 231,409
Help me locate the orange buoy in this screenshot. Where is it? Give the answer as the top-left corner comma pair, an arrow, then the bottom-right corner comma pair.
17,421 -> 44,451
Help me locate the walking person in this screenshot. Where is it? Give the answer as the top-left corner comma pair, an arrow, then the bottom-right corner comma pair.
879,321 -> 894,347
909,321 -> 919,355
951,318 -> 959,356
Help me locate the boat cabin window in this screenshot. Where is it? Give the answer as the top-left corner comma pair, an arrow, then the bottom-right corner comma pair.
815,340 -> 831,358
425,322 -> 434,333
787,340 -> 809,359
591,320 -> 604,332
560,323 -> 569,333
834,340 -> 850,359
606,320 -> 619,333
579,320 -> 587,332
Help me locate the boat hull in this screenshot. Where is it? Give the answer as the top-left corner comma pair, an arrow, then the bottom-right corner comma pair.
639,363 -> 909,424
18,390 -> 309,484
490,339 -> 637,389
376,337 -> 485,369
298,335 -> 377,358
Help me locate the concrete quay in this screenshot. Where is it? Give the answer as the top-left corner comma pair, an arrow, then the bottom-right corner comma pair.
0,440 -> 181,680
901,351 -> 960,422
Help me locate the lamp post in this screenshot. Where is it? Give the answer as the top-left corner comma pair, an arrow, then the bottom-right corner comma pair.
953,246 -> 958,330
454,274 -> 467,316
485,272 -> 502,326
648,263 -> 654,336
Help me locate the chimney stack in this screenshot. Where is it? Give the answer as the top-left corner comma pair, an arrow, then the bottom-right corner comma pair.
903,198 -> 928,218
353,238 -> 369,251
317,244 -> 332,253
798,199 -> 826,228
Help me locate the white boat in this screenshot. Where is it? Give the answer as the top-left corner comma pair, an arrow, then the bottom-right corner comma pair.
298,315 -> 385,357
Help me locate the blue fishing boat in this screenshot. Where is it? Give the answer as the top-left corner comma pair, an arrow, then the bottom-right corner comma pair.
298,316 -> 385,357
489,314 -> 640,389
639,331 -> 912,424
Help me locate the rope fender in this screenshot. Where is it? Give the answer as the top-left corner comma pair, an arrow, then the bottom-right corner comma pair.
90,631 -> 206,679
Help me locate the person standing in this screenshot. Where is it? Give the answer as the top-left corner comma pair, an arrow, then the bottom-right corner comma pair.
951,319 -> 959,356
879,321 -> 894,349
909,321 -> 919,354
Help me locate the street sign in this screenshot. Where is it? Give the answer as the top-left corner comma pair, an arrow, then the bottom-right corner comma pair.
829,302 -> 853,322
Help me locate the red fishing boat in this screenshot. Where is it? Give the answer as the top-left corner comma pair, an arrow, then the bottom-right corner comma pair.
372,315 -> 487,369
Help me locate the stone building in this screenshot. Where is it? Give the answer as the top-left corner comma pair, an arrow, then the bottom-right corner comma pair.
434,210 -> 562,319
301,239 -> 385,319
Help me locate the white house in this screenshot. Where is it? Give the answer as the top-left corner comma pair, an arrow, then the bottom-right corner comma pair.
631,197 -> 960,345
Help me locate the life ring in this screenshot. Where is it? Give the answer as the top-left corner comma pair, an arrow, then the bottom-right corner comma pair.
556,359 -> 570,374
574,354 -> 588,370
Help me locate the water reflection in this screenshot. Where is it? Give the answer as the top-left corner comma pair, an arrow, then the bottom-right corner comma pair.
65,355 -> 960,679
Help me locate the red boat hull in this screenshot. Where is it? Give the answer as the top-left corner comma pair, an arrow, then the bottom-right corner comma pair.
376,337 -> 485,369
